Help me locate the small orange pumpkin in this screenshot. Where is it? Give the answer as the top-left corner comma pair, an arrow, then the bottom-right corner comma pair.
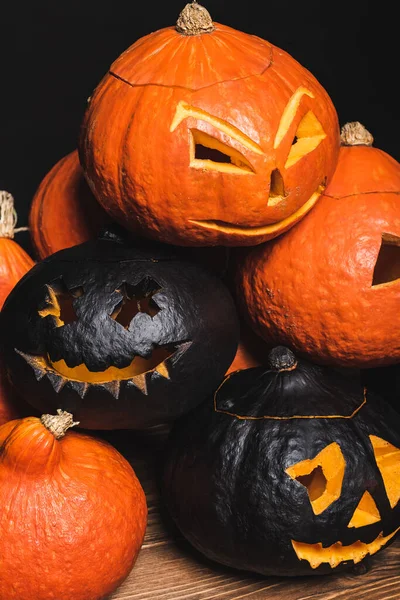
79,2 -> 339,247
29,150 -> 109,259
0,410 -> 147,600
0,191 -> 35,309
237,122 -> 400,368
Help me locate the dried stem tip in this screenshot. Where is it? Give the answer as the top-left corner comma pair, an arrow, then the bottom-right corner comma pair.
340,122 -> 374,147
41,409 -> 80,439
176,1 -> 215,36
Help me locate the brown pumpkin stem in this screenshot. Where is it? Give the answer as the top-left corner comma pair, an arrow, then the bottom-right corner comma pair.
268,346 -> 298,372
41,409 -> 80,440
0,191 -> 29,239
340,122 -> 374,147
176,1 -> 215,35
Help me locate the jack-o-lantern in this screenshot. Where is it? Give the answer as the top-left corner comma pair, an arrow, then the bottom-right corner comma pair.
162,347 -> 400,576
237,122 -> 400,367
29,150 -> 110,259
79,2 -> 339,247
0,230 -> 239,430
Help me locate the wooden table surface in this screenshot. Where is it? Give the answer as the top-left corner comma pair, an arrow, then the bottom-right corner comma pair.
100,426 -> 400,600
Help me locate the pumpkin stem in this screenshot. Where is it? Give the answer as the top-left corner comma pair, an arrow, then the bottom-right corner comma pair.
41,409 -> 80,439
268,346 -> 298,372
176,1 -> 215,36
340,122 -> 374,147
0,191 -> 29,239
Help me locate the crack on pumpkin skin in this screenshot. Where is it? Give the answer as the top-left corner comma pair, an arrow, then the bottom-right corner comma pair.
108,45 -> 274,92
324,191 -> 400,200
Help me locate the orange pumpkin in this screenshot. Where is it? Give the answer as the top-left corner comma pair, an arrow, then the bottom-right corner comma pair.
237,122 -> 400,368
0,191 -> 35,308
79,2 -> 339,247
0,410 -> 147,600
29,150 -> 109,259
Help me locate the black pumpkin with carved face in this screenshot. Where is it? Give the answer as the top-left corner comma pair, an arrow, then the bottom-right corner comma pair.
162,347 -> 400,576
0,232 -> 240,430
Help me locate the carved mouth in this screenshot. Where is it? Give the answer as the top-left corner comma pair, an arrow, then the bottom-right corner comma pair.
16,342 -> 192,398
189,184 -> 325,237
292,526 -> 400,569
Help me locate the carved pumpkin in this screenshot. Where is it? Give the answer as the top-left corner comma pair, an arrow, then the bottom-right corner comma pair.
0,410 -> 147,600
237,122 -> 400,367
162,346 -> 400,577
79,2 -> 339,247
0,230 -> 239,430
29,150 -> 109,259
0,191 -> 35,309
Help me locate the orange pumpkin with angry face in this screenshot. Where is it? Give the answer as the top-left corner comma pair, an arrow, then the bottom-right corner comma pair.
79,2 -> 340,247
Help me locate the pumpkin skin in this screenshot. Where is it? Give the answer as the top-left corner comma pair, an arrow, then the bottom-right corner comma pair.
237,123 -> 400,367
0,232 -> 239,430
0,192 -> 35,308
0,411 -> 147,600
79,4 -> 339,247
29,150 -> 109,259
0,358 -> 39,425
162,347 -> 400,577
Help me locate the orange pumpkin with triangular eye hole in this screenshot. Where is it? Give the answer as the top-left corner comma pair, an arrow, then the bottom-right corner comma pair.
79,2 -> 340,247
237,122 -> 400,367
162,347 -> 400,576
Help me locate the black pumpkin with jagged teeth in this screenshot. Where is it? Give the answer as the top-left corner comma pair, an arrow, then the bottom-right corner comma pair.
0,230 -> 239,430
162,346 -> 400,577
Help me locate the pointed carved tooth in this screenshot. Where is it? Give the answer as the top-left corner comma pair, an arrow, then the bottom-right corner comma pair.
102,380 -> 121,399
170,341 -> 193,362
68,380 -> 89,399
46,371 -> 68,393
129,373 -> 148,395
15,349 -> 48,381
154,361 -> 170,379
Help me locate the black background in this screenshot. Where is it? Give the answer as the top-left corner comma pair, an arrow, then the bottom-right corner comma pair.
1,0 -> 398,256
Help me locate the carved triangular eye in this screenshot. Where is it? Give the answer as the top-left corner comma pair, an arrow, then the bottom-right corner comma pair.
286,442 -> 346,515
191,129 -> 255,174
348,491 -> 381,528
372,233 -> 400,287
284,111 -> 326,169
370,435 -> 400,508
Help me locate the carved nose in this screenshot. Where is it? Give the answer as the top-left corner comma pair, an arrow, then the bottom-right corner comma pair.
268,169 -> 286,206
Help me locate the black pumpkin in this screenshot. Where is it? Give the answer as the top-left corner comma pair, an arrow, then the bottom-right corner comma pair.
162,347 -> 400,577
0,231 -> 239,430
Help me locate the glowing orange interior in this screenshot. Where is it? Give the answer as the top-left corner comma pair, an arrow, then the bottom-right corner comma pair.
286,442 -> 345,515
370,435 -> 400,508
292,527 -> 400,569
49,346 -> 172,383
348,491 -> 381,528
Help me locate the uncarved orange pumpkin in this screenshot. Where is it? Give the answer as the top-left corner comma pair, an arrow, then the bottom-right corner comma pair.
29,150 -> 109,259
79,2 -> 339,247
237,122 -> 400,368
0,191 -> 35,309
0,410 -> 147,600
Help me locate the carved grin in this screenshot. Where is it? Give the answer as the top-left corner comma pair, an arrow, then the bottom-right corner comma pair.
292,526 -> 400,569
189,185 -> 325,237
16,342 -> 192,398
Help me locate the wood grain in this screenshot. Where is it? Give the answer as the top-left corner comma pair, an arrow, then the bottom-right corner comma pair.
97,426 -> 400,600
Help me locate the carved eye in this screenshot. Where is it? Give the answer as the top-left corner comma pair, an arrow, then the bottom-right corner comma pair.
370,435 -> 400,509
110,278 -> 161,329
38,282 -> 84,327
286,442 -> 346,515
372,233 -> 400,287
191,129 -> 255,174
284,111 -> 326,169
347,491 -> 381,528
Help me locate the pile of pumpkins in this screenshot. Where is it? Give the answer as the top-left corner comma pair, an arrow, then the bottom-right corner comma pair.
0,2 -> 399,599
